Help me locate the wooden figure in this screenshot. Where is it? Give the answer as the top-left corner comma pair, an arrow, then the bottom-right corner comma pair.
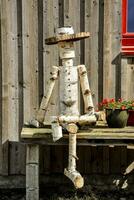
28,26 -> 99,188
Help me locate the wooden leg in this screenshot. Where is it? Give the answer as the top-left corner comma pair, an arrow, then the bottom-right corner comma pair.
26,144 -> 39,200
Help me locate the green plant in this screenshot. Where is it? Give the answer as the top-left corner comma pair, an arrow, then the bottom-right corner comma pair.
98,98 -> 134,110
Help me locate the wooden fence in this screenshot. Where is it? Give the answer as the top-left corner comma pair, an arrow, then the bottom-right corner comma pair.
0,0 -> 134,182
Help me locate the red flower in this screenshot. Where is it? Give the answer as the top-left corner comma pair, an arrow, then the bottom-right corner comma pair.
109,98 -> 115,103
118,98 -> 123,102
121,105 -> 126,110
102,98 -> 109,104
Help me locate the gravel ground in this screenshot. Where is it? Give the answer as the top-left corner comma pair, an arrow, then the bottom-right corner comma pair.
0,187 -> 134,200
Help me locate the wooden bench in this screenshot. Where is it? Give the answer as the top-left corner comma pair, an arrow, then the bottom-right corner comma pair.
21,123 -> 134,200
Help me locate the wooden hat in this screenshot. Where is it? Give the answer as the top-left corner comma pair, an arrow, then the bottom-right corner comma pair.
45,26 -> 90,45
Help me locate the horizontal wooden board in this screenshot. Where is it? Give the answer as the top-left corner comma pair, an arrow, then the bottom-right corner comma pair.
21,126 -> 134,140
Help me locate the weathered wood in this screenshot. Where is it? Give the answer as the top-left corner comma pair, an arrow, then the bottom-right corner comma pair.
66,123 -> 78,134
54,114 -> 97,125
63,0 -> 81,110
1,0 -> 19,142
84,146 -> 92,174
36,66 -> 60,124
121,58 -> 134,100
43,0 -> 59,123
2,141 -> 9,175
0,0 -> 2,174
51,120 -> 62,141
78,65 -> 94,113
91,146 -> 98,174
103,146 -> 110,174
103,0 -> 114,98
0,0 -> 134,181
85,0 -> 99,108
50,146 -> 64,173
64,133 -> 84,188
59,65 -> 79,115
22,0 -> 39,124
111,0 -> 121,99
110,146 -> 121,173
45,32 -> 90,45
9,142 -> 26,175
120,146 -> 127,174
124,161 -> 134,175
40,145 -> 51,174
21,126 -> 134,140
26,144 -> 39,200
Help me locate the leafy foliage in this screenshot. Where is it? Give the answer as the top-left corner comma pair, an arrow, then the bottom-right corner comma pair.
98,98 -> 134,110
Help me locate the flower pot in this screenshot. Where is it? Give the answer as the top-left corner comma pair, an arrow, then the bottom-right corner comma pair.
106,109 -> 129,128
127,110 -> 134,126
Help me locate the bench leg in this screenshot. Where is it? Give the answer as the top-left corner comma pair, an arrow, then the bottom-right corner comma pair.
26,144 -> 39,200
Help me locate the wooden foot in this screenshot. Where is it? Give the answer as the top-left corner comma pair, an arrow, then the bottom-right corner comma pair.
64,168 -> 84,188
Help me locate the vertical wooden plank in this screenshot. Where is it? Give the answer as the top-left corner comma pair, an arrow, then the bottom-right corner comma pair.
50,146 -> 63,173
84,146 -> 92,174
97,146 -> 103,174
2,141 -> 9,175
1,0 -> 9,174
7,0 -> 19,141
103,146 -> 110,174
121,58 -> 128,99
17,0 -> 24,134
77,146 -> 85,173
1,0 -> 19,142
22,0 -> 39,123
110,146 -> 121,174
103,0 -> 113,98
98,0 -> 104,103
65,0 -> 80,66
43,0 -> 59,123
85,0 -> 99,107
91,146 -> 103,174
26,144 -> 39,200
0,0 -> 2,174
63,0 -> 81,111
1,0 -> 9,143
103,0 -> 121,99
9,142 -> 26,175
120,146 -> 127,174
63,145 -> 68,170
38,0 -> 43,104
111,0 -> 121,100
43,0 -> 60,175
40,145 -> 51,174
91,146 -> 98,174
121,58 -> 134,100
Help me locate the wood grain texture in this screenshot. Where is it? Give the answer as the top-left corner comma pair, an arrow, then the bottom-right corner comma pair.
21,125 -> 134,140
0,0 -> 134,179
85,0 -> 99,108
26,144 -> 39,200
0,0 -> 2,174
43,0 -> 59,123
2,141 -> 9,175
9,142 -> 26,175
45,32 -> 90,45
22,0 -> 39,123
103,0 -> 113,98
121,58 -> 134,100
1,0 -> 19,142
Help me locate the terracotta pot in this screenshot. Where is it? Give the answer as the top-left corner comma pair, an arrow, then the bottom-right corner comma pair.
106,109 -> 129,128
127,110 -> 134,126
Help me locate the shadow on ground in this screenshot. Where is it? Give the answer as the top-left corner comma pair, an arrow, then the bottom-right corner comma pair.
0,186 -> 134,200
